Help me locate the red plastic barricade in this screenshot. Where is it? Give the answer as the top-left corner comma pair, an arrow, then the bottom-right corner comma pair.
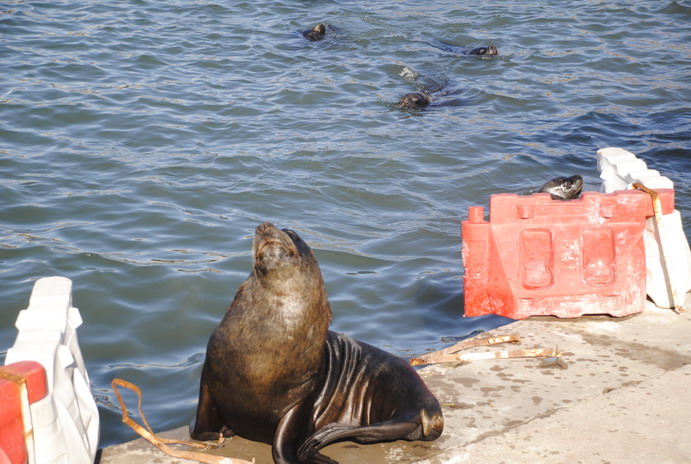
461,189 -> 674,319
0,361 -> 48,464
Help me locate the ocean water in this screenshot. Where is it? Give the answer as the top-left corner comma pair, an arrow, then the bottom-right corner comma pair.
1,0 -> 689,447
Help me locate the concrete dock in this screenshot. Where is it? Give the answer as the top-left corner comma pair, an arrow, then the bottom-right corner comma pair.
100,294 -> 691,464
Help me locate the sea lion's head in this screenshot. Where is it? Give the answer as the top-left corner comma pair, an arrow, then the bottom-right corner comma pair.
303,24 -> 327,41
253,222 -> 315,276
538,175 -> 584,200
251,222 -> 330,321
468,45 -> 498,56
398,92 -> 431,109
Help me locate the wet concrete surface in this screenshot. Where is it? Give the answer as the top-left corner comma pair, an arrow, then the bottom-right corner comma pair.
100,294 -> 691,463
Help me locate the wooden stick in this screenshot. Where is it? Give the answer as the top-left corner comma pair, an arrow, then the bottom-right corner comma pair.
411,347 -> 563,365
633,183 -> 685,312
410,334 -> 521,366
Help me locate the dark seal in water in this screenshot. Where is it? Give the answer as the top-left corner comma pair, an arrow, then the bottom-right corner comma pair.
429,40 -> 499,56
398,91 -> 432,109
303,24 -> 327,41
466,45 -> 498,55
538,175 -> 584,200
190,222 -> 444,463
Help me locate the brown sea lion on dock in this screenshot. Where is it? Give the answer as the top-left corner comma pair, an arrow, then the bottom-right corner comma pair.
190,222 -> 443,463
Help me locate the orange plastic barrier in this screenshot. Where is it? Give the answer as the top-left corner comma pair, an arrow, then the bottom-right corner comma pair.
461,189 -> 675,319
0,361 -> 48,464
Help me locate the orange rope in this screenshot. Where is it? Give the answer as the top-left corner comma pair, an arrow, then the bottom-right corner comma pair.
111,378 -> 254,464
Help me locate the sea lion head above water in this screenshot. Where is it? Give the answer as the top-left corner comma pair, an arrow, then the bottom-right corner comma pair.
398,91 -> 432,109
467,44 -> 498,55
538,174 -> 584,200
303,23 -> 327,41
191,222 -> 444,463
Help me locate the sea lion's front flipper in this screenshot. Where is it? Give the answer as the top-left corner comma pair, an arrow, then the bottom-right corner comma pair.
189,378 -> 235,441
297,419 -> 420,460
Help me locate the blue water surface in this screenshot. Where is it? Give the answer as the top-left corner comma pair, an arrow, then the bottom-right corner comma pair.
1,0 -> 689,447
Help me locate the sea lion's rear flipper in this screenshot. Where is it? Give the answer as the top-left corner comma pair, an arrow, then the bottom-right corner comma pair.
297,419 -> 420,461
189,379 -> 235,441
273,402 -> 338,464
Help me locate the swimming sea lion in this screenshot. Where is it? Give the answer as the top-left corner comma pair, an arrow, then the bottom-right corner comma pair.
303,24 -> 327,41
466,44 -> 498,56
398,91 -> 432,109
430,40 -> 499,56
397,72 -> 455,110
537,175 -> 584,200
190,222 -> 444,464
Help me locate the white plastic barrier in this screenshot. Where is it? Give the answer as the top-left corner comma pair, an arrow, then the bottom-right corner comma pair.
597,147 -> 691,309
5,277 -> 100,464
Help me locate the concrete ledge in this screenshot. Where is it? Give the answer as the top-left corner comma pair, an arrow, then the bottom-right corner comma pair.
100,294 -> 691,463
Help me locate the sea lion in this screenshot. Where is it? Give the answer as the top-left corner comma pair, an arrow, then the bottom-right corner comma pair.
396,71 -> 460,110
398,91 -> 432,109
430,39 -> 499,56
466,45 -> 498,56
191,222 -> 444,464
303,24 -> 327,41
537,175 -> 584,200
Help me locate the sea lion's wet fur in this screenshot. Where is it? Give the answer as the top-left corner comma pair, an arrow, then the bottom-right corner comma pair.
297,332 -> 444,460
538,175 -> 584,200
191,222 -> 443,463
398,91 -> 432,109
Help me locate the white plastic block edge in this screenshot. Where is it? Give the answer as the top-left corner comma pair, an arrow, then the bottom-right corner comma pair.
645,211 -> 691,307
5,276 -> 100,464
6,332 -> 62,392
597,147 -> 674,192
596,146 -> 636,172
27,276 -> 73,311
597,147 -> 691,308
